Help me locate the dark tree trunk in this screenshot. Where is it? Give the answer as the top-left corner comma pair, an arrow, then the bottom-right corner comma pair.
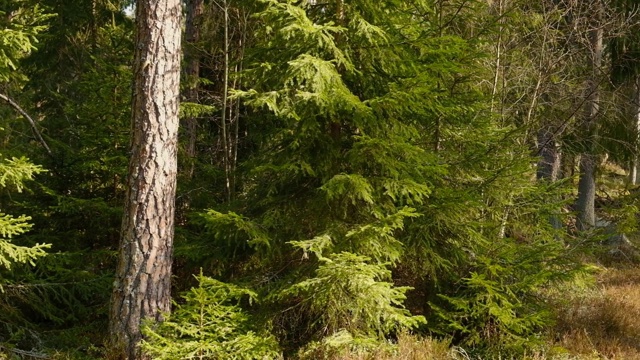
108,0 -> 182,358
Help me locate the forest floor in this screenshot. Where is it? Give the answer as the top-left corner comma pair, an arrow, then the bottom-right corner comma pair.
548,263 -> 640,359
539,164 -> 640,359
328,264 -> 640,360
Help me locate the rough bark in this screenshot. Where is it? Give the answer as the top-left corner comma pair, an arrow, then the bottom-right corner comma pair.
576,10 -> 603,231
108,0 -> 181,358
184,0 -> 204,179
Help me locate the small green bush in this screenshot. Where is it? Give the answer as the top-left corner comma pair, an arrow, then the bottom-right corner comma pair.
141,271 -> 281,360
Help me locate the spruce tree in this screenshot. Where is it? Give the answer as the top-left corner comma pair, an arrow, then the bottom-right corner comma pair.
196,1 -> 587,355
0,0 -> 50,273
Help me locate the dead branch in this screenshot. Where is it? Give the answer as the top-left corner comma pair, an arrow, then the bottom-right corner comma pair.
0,92 -> 52,157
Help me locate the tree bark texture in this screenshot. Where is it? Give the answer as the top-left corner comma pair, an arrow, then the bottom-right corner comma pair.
184,0 -> 204,179
576,10 -> 603,231
108,0 -> 181,358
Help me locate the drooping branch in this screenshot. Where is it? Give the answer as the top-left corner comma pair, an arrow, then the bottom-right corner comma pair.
0,92 -> 52,156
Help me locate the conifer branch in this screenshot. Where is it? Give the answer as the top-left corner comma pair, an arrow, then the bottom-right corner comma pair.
0,93 -> 53,157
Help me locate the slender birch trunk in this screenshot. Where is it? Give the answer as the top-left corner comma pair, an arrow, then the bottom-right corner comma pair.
630,77 -> 640,185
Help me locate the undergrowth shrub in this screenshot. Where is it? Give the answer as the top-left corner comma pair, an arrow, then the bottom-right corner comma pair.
141,271 -> 281,360
272,252 -> 425,358
424,180 -> 589,356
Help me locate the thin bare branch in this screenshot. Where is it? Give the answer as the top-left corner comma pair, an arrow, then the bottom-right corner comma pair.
0,93 -> 52,157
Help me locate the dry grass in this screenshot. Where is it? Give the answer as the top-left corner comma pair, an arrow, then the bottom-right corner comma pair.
386,334 -> 469,360
551,267 -> 640,359
316,333 -> 469,360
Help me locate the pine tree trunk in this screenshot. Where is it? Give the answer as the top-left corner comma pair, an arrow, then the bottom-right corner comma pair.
108,0 -> 182,358
184,0 -> 204,179
576,8 -> 603,231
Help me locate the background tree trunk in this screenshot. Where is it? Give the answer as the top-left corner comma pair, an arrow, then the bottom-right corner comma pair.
184,0 -> 204,179
576,5 -> 603,231
537,126 -> 562,182
108,0 -> 182,358
630,76 -> 640,185
537,125 -> 563,229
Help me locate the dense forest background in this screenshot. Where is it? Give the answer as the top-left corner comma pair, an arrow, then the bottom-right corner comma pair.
3,0 -> 640,358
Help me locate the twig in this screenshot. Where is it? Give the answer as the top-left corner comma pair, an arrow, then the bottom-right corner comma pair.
0,92 -> 53,157
0,345 -> 50,359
